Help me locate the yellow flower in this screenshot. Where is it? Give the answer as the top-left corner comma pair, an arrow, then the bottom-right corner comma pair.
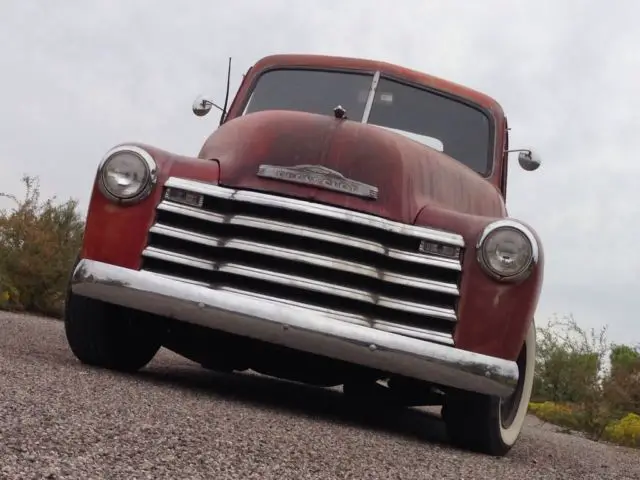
604,413 -> 640,448
528,402 -> 577,429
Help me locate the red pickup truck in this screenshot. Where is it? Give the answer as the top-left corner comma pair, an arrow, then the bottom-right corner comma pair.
64,53 -> 544,456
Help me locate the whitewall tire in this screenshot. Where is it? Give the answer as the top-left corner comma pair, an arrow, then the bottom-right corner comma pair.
442,321 -> 536,456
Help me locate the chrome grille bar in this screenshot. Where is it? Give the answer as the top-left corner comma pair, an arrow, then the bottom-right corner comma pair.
142,247 -> 457,321
141,177 -> 465,345
149,223 -> 460,296
163,177 -> 464,246
156,201 -> 461,271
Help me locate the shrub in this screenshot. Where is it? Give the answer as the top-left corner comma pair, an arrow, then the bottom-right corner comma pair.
529,401 -> 579,430
603,413 -> 640,448
532,315 -> 639,445
534,315 -> 608,404
529,402 -> 640,448
0,175 -> 84,317
610,344 -> 640,375
533,315 -> 625,440
605,345 -> 640,416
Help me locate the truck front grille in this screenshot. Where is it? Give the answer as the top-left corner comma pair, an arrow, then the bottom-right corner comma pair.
140,177 -> 465,346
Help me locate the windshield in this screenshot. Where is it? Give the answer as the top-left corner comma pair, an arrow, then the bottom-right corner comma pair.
367,78 -> 492,175
243,68 -> 493,176
244,69 -> 373,120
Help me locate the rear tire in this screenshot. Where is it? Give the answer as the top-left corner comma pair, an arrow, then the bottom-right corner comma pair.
65,284 -> 162,373
442,322 -> 536,456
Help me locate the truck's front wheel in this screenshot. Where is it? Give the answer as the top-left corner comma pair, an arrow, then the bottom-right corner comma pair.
65,291 -> 163,373
442,322 -> 536,456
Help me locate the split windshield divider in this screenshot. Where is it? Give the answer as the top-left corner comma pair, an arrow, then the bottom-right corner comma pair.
361,71 -> 381,123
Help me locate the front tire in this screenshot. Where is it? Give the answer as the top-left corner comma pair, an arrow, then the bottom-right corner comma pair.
442,322 -> 536,456
65,289 -> 162,373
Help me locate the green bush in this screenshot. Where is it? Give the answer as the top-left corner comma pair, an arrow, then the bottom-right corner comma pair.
604,413 -> 640,447
533,314 -> 606,403
605,345 -> 640,416
533,314 -> 639,444
529,402 -> 640,448
528,401 -> 579,430
0,175 -> 84,317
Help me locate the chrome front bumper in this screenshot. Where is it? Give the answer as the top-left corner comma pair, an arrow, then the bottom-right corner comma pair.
71,259 -> 519,398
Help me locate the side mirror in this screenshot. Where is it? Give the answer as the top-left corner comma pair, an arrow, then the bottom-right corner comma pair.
507,149 -> 542,172
192,58 -> 233,124
192,95 -> 217,117
518,150 -> 542,171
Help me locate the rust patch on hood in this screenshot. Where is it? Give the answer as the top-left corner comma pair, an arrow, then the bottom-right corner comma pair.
199,110 -> 505,224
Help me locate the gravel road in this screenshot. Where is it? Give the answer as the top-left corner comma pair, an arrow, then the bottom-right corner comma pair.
1,312 -> 638,480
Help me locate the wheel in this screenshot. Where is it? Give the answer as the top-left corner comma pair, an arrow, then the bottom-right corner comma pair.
64,277 -> 162,372
442,321 -> 536,456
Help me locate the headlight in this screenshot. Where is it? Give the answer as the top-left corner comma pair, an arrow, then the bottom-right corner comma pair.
476,220 -> 538,282
97,145 -> 157,204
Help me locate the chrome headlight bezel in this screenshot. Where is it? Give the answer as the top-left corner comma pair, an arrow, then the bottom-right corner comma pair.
476,219 -> 539,282
97,145 -> 158,204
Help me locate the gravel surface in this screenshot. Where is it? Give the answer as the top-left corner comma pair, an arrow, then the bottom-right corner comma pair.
1,312 -> 639,480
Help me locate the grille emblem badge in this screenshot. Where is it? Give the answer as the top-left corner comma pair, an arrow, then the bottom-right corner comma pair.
257,164 -> 379,200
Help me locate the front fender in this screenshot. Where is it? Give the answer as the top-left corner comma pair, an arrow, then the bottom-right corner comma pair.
81,144 -> 220,270
414,204 -> 544,361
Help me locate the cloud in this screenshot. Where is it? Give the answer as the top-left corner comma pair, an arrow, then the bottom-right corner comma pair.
0,0 -> 638,344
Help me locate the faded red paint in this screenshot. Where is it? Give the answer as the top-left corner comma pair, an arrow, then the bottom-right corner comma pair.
81,53 -> 543,363
199,110 -> 506,223
413,205 -> 544,360
221,54 -> 507,190
81,145 -> 220,269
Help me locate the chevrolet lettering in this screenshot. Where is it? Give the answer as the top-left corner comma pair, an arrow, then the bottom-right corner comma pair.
257,164 -> 379,200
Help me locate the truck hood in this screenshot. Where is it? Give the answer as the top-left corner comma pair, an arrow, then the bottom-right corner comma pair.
198,110 -> 505,224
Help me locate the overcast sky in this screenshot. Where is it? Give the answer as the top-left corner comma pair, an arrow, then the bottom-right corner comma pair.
1,1 -> 638,345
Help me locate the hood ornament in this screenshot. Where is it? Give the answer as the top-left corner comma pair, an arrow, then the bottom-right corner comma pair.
333,105 -> 347,119
257,164 -> 378,200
